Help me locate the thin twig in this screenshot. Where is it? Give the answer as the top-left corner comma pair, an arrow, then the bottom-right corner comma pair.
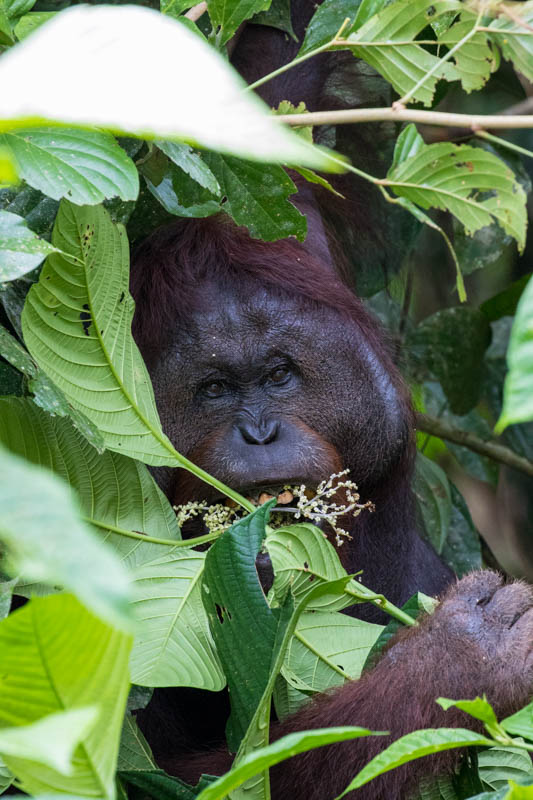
276,107 -> 533,128
185,1 -> 207,21
415,413 -> 533,478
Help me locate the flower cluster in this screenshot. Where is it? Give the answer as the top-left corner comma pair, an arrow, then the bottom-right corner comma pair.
273,470 -> 375,546
173,470 -> 373,544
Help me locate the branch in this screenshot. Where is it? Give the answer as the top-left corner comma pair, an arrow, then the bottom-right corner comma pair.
415,413 -> 533,479
276,107 -> 533,128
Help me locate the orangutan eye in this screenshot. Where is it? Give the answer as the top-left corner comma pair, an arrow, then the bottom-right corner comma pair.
270,367 -> 290,384
204,381 -> 226,398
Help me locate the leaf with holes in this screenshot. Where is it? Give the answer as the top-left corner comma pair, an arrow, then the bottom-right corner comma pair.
130,551 -> 225,689
0,397 -> 179,568
386,142 -> 527,251
0,128 -> 139,205
344,0 -> 461,106
21,201 -> 179,465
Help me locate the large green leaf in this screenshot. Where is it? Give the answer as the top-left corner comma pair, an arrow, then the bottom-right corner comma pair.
298,0 -> 364,55
0,324 -> 105,452
156,141 -> 220,195
0,594 -> 132,798
202,154 -> 306,241
386,143 -> 527,251
489,2 -> 533,83
495,276 -> 533,432
344,0 -> 460,106
339,729 -> 495,796
0,210 -> 59,281
478,745 -> 533,791
0,397 -> 179,568
0,5 -> 336,169
130,551 -> 224,689
117,714 -> 156,772
0,443 -> 132,629
194,727 -> 381,800
0,128 -> 139,205
21,201 -> 178,466
202,502 -> 289,752
207,0 -> 271,46
266,524 -> 354,612
0,708 -> 98,775
275,612 -> 382,717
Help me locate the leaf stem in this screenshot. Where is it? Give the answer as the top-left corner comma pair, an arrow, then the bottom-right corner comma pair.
86,517 -> 221,547
345,585 -> 417,626
475,130 -> 533,160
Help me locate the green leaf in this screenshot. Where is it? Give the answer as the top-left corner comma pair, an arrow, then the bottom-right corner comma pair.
251,0 -> 296,40
0,757 -> 12,794
22,201 -> 179,466
118,714 -> 156,772
0,324 -> 105,452
338,729 -> 495,796
409,307 -> 491,415
437,696 -> 499,728
0,210 -> 59,281
0,594 -> 132,798
275,612 -> 382,716
344,0 -> 460,106
387,142 -> 527,251
0,397 -> 180,568
495,276 -> 533,432
0,5 -> 337,170
414,452 -> 452,554
202,501 -> 288,751
156,141 -> 220,194
0,443 -> 132,629
438,12 -> 496,93
145,163 -> 221,219
266,523 -> 354,612
478,745 -> 533,791
489,3 -> 533,84
0,5 -> 13,44
0,578 -> 16,620
195,727 -> 382,800
207,0 -> 270,46
298,0 -> 364,55
130,551 -> 225,689
4,0 -> 37,22
390,124 -> 425,172
160,0 -> 196,19
0,708 -> 98,774
13,11 -> 54,39
202,153 -> 307,241
0,128 -> 139,205
120,769 -> 215,800
502,702 -> 533,743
